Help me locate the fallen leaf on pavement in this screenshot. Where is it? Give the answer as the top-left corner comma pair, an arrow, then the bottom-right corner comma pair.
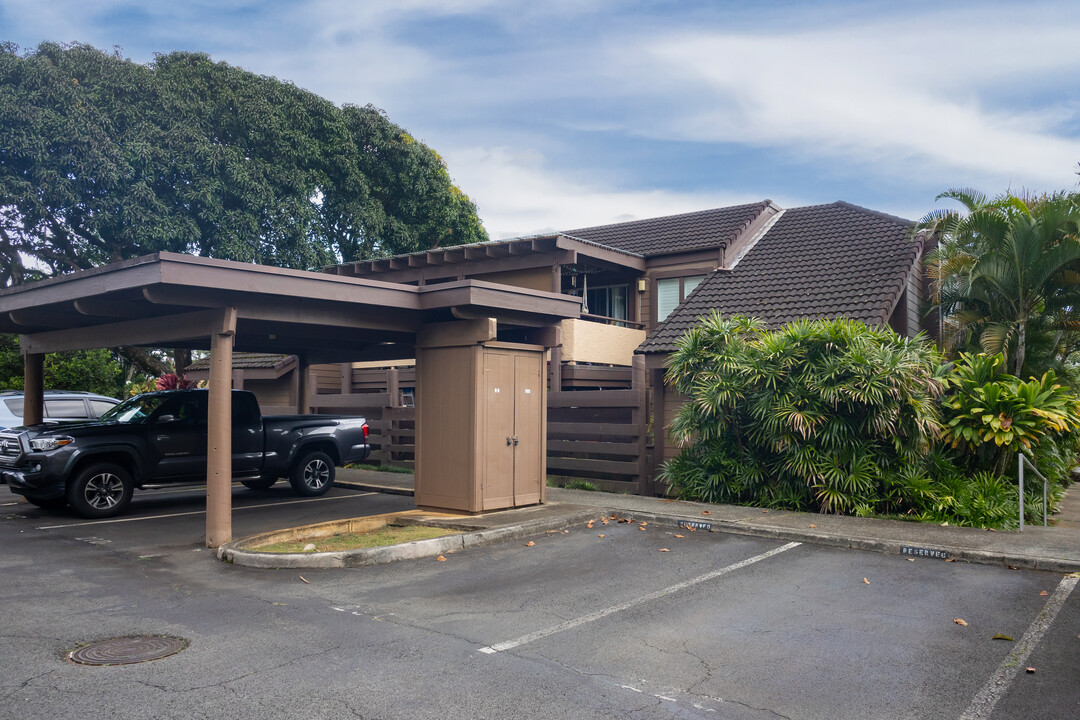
1040,591 -> 1049,596
618,517 -> 630,523
674,534 -> 685,538
1067,571 -> 1079,578
299,576 -> 309,584
1026,667 -> 1036,674
940,522 -> 949,527
640,521 -> 648,526
955,618 -> 968,626
587,522 -> 594,529
597,534 -> 605,538
863,578 -> 870,584
907,558 -> 916,562
436,555 -> 447,562
658,548 -> 670,552
991,634 -> 1013,641
762,509 -> 769,514
945,558 -> 955,562
702,510 -> 711,515
808,524 -> 816,528
610,513 -> 618,519
525,541 -> 535,547
638,526 -> 646,531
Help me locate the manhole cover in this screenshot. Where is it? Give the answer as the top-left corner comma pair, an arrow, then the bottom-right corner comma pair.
68,636 -> 188,666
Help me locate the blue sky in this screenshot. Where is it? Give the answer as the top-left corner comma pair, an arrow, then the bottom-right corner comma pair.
4,0 -> 1080,239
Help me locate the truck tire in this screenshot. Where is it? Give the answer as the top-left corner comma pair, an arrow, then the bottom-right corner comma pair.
289,450 -> 335,497
25,496 -> 68,510
67,463 -> 134,519
241,478 -> 278,491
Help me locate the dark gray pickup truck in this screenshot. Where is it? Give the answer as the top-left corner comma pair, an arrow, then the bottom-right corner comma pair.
0,389 -> 370,518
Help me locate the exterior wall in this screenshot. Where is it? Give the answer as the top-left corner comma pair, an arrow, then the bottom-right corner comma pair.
561,318 -> 646,366
309,364 -> 342,394
472,267 -> 554,292
642,253 -> 720,330
906,255 -> 922,338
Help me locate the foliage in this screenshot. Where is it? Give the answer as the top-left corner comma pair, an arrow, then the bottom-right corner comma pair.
125,378 -> 156,397
0,42 -> 487,285
922,189 -> 1080,376
0,334 -> 123,397
154,373 -> 200,390
940,353 -> 1080,475
659,314 -> 945,514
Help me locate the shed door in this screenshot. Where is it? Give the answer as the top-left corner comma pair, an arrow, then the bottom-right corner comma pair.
482,351 -> 515,509
512,353 -> 543,505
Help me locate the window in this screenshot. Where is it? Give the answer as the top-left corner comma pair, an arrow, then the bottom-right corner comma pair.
44,399 -> 90,418
567,284 -> 629,322
89,400 -> 118,417
656,274 -> 707,322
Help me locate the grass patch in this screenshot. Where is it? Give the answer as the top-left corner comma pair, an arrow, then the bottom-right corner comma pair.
254,524 -> 457,553
345,463 -> 414,474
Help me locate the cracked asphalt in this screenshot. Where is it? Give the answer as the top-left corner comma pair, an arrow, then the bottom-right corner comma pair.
2,487 -> 1077,719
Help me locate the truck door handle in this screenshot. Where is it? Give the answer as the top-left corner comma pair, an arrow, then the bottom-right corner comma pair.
513,437 -> 519,446
506,436 -> 513,446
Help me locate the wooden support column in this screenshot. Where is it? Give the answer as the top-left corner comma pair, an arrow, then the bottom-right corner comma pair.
296,356 -> 310,414
548,346 -> 562,391
386,367 -> 400,408
22,351 -> 44,425
206,308 -> 237,548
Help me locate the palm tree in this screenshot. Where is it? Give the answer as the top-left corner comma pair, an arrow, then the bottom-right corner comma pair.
923,190 -> 1080,376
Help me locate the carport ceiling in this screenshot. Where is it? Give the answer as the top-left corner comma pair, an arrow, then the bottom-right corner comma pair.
0,252 -> 581,362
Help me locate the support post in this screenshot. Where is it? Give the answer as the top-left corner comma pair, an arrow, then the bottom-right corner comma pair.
206,309 -> 237,548
296,355 -> 310,414
22,351 -> 44,426
1019,451 -> 1025,533
548,346 -> 562,391
631,354 -> 649,495
387,367 -> 400,408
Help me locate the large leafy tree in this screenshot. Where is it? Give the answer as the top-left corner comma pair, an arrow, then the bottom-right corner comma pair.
923,189 -> 1080,376
0,42 -> 487,284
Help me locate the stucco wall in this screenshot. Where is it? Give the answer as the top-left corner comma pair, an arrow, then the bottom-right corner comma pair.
561,318 -> 646,366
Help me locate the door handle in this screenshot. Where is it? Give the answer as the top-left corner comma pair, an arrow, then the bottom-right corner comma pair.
513,437 -> 519,446
506,436 -> 513,446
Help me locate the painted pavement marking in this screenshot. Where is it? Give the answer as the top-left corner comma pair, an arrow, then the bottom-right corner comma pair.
478,541 -> 801,654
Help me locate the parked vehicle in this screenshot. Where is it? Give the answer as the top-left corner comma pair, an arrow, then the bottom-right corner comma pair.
0,390 -> 120,432
0,389 -> 369,518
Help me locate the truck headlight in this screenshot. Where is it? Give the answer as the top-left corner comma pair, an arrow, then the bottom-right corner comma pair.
30,436 -> 73,452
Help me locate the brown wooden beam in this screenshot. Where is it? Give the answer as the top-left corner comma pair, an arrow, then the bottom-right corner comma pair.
23,353 -> 44,425
21,308 -> 237,354
206,328 -> 234,548
8,308 -> 84,328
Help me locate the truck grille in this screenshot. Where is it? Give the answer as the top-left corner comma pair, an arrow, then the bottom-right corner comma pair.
0,432 -> 24,466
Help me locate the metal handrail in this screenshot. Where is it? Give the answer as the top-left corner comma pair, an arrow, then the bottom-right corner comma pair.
1018,452 -> 1048,532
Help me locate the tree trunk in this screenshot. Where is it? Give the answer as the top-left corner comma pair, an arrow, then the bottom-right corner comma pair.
1014,322 -> 1026,377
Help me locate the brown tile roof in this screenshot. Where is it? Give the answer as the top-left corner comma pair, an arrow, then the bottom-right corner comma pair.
638,202 -> 922,353
184,353 -> 295,371
562,201 -> 772,257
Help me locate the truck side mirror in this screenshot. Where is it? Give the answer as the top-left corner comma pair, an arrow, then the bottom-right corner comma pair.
156,414 -> 178,424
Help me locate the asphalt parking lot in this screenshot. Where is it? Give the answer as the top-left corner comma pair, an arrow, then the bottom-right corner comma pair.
1,489 -> 1077,719
1,482 -> 415,557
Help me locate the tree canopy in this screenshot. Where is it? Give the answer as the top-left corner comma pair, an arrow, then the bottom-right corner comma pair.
922,189 -> 1080,376
0,42 -> 487,285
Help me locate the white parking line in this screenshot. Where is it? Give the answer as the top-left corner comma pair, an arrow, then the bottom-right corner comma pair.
959,573 -> 1079,720
478,541 -> 801,654
35,492 -> 377,529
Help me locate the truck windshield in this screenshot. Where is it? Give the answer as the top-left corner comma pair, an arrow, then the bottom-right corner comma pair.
97,395 -> 170,424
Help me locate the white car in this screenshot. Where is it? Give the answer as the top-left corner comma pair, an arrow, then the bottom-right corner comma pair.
0,391 -> 121,432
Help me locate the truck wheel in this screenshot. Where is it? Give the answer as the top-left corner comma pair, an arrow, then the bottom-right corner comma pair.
289,451 -> 335,497
25,496 -> 68,510
67,463 -> 133,519
242,478 -> 278,491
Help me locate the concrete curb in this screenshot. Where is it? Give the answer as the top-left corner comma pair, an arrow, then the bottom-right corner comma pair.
592,509 -> 1080,573
218,509 -> 598,569
334,480 -> 414,497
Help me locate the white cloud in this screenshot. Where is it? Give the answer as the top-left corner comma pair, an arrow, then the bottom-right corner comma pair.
635,12 -> 1080,189
443,146 -> 766,238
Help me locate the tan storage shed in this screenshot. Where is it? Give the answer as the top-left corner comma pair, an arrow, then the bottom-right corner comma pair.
415,337 -> 546,513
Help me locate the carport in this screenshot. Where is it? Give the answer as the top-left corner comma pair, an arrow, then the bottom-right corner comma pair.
0,252 -> 579,546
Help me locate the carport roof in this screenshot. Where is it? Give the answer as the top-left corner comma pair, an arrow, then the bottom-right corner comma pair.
0,252 -> 581,363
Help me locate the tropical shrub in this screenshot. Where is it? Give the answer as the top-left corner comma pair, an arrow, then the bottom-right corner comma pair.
660,314 -> 945,514
941,353 -> 1080,476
